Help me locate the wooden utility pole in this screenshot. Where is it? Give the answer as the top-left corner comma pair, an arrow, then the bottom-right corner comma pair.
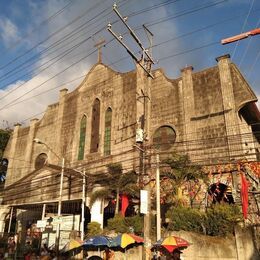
107,4 -> 155,259
221,28 -> 260,45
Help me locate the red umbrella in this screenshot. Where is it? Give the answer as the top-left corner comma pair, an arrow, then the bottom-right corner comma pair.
154,235 -> 190,253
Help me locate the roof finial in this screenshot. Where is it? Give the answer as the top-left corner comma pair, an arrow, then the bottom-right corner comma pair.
94,39 -> 106,63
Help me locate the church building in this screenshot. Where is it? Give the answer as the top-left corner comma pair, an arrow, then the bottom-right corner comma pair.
1,53 -> 259,249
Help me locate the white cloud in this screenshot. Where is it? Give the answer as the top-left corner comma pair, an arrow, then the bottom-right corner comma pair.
0,0 -> 97,128
0,17 -> 20,47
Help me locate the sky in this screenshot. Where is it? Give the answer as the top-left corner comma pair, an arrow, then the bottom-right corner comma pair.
0,0 -> 259,129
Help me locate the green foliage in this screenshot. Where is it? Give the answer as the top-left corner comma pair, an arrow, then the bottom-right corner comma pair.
161,152 -> 208,206
0,129 -> 11,158
90,163 -> 139,210
86,222 -> 103,238
89,189 -> 112,207
205,204 -> 242,236
166,206 -> 205,233
107,214 -> 143,235
163,153 -> 208,184
166,204 -> 242,236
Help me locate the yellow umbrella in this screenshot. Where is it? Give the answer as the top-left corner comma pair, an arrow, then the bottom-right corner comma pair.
69,239 -> 82,250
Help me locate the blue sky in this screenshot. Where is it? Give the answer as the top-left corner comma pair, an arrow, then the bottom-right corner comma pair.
0,0 -> 259,128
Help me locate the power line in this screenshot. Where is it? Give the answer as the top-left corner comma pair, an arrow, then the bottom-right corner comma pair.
232,0 -> 256,59
0,0 -> 108,71
0,0 -> 230,111
0,0 -> 74,57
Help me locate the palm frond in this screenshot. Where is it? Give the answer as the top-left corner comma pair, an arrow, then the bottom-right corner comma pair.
89,188 -> 112,207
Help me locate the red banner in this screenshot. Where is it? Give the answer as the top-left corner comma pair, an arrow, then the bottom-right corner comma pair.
240,173 -> 249,219
121,195 -> 129,217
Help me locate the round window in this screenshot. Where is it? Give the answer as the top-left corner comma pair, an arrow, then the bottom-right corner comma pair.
153,126 -> 176,150
35,153 -> 48,170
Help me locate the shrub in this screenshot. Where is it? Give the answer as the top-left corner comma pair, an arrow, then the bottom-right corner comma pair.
166,206 -> 205,233
86,221 -> 102,238
205,204 -> 241,236
107,214 -> 143,235
166,204 -> 241,236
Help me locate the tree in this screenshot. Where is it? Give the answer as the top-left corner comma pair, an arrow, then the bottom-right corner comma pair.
0,128 -> 11,158
0,128 -> 11,183
90,163 -> 139,214
161,152 -> 208,207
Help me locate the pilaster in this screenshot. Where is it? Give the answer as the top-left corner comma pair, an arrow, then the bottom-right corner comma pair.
5,123 -> 21,186
24,118 -> 39,173
216,54 -> 242,159
56,88 -> 68,159
181,66 -> 196,155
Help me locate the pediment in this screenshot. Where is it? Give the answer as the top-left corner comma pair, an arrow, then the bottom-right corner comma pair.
76,63 -> 121,92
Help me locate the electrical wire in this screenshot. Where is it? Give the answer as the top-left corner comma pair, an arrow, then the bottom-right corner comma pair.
232,0 -> 256,59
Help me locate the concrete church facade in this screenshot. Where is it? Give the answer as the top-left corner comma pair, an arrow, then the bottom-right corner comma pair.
1,54 -> 260,247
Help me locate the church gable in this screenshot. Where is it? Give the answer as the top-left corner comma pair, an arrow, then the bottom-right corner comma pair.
77,63 -> 121,93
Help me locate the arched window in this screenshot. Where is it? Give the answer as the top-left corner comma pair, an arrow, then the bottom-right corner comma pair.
90,98 -> 100,153
78,115 -> 87,160
35,153 -> 48,170
208,183 -> 234,204
104,108 -> 112,156
153,126 -> 176,150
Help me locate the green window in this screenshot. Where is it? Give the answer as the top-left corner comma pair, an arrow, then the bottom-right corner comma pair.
78,115 -> 87,160
104,108 -> 112,156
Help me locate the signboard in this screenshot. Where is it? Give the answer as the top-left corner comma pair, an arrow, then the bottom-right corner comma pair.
36,220 -> 47,228
140,190 -> 148,214
41,215 -> 80,250
52,217 -> 62,224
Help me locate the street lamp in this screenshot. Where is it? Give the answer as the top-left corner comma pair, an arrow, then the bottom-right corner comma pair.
33,138 -> 88,245
33,138 -> 64,254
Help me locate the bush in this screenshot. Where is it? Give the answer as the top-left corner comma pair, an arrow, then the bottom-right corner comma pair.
166,204 -> 241,236
166,206 -> 205,233
86,222 -> 102,238
205,204 -> 241,236
107,214 -> 143,235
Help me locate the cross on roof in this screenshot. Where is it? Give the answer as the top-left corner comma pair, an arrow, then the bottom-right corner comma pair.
94,39 -> 106,63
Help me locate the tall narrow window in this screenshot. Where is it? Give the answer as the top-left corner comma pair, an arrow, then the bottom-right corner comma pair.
104,108 -> 112,156
78,115 -> 87,160
90,98 -> 100,153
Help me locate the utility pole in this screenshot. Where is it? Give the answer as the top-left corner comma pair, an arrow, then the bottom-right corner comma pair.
81,169 -> 86,241
107,3 -> 154,78
108,4 -> 154,259
55,157 -> 64,255
156,153 -> 161,241
221,28 -> 260,44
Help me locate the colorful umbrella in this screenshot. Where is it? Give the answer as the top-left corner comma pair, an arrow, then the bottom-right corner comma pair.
110,233 -> 144,249
61,239 -> 82,252
154,236 -> 190,253
83,235 -> 112,247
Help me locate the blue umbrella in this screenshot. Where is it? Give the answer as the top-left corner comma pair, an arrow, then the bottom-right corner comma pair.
84,235 -> 112,247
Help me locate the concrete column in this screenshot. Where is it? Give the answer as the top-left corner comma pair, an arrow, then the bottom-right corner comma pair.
90,185 -> 104,228
24,118 -> 39,172
216,54 -> 242,159
5,123 -> 21,186
181,66 -> 196,156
